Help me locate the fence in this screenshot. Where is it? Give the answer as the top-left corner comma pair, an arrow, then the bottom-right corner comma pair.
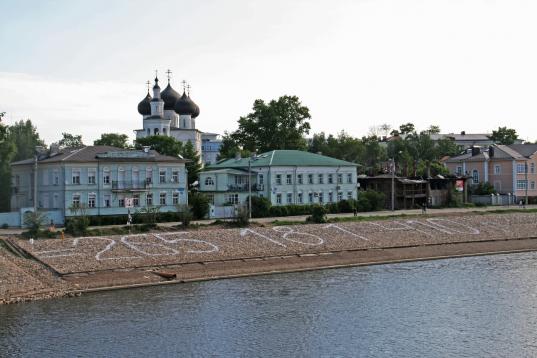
0,208 -> 64,228
470,194 -> 516,206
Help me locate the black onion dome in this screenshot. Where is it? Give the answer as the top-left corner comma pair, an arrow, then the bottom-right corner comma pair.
174,91 -> 197,115
161,84 -> 180,110
190,95 -> 200,118
137,93 -> 152,115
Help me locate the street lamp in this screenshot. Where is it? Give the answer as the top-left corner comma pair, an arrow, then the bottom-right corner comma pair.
391,158 -> 395,211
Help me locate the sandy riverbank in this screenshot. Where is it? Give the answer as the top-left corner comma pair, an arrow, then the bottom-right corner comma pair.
2,212 -> 537,304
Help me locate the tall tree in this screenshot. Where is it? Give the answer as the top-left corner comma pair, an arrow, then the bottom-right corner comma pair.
231,95 -> 311,152
489,126 -> 518,145
399,123 -> 416,135
181,140 -> 202,187
426,125 -> 441,134
217,132 -> 250,160
135,136 -> 183,157
58,132 -> 84,148
0,113 -> 16,212
7,119 -> 45,161
94,133 -> 131,148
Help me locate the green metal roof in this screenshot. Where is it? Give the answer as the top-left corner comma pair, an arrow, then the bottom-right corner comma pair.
207,150 -> 358,170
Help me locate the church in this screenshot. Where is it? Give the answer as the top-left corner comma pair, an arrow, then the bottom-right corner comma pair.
134,71 -> 222,165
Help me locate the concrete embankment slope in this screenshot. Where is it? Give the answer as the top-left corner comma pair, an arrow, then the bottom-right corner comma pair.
3,212 -> 537,303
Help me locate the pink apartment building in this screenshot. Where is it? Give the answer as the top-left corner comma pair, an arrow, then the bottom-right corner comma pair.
444,144 -> 537,199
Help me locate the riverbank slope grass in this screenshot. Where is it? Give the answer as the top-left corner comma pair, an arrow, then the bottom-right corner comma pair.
3,210 -> 537,304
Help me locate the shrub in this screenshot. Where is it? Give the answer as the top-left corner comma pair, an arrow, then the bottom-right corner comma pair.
177,205 -> 193,228
470,182 -> 497,195
357,190 -> 385,212
65,216 -> 90,236
250,196 -> 272,218
337,199 -> 355,213
23,211 -> 48,237
307,205 -> 328,223
1,223 -> 8,229
232,206 -> 250,227
269,205 -> 288,217
189,192 -> 210,219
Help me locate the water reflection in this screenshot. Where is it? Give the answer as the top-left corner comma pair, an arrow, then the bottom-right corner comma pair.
2,252 -> 537,357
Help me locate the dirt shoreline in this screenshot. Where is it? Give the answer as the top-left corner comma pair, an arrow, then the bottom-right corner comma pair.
3,212 -> 537,304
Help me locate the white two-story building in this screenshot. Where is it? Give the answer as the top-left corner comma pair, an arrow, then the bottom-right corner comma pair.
199,150 -> 359,216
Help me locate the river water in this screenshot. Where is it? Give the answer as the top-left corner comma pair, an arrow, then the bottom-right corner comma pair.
2,252 -> 537,357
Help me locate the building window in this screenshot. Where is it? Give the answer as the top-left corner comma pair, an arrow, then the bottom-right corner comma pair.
276,193 -> 282,204
286,174 -> 292,185
159,169 -> 166,183
297,192 -> 303,203
318,192 -> 324,203
259,174 -> 264,185
53,170 -> 59,185
337,192 -> 343,201
133,194 -> 140,207
72,170 -> 80,184
53,194 -> 59,208
118,196 -> 125,207
347,191 -> 353,200
42,170 -> 48,186
472,170 -> 479,184
532,163 -> 535,174
517,163 -> 527,174
172,170 -> 179,183
337,173 -> 343,184
517,180 -> 527,190
88,193 -> 96,208
318,174 -> 324,184
146,193 -> 153,206
328,192 -> 333,202
308,192 -> 313,203
146,168 -> 153,184
456,166 -> 462,176
286,193 -> 293,204
88,170 -> 96,185
328,174 -> 333,184
41,193 -> 49,209
308,174 -> 314,184
276,174 -> 282,185
72,194 -> 80,208
297,174 -> 303,185
103,168 -> 110,185
104,195 -> 111,208
226,193 -> 239,205
347,173 -> 353,184
159,192 -> 167,205
494,165 -> 501,175
172,192 -> 179,204
205,177 -> 214,186
207,194 -> 214,204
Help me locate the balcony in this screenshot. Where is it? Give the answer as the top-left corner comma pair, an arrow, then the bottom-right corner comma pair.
227,184 -> 264,192
112,180 -> 150,192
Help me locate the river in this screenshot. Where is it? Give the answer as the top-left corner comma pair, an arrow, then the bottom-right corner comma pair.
2,252 -> 537,357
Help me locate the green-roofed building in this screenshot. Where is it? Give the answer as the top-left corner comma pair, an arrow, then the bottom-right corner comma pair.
199,150 -> 359,217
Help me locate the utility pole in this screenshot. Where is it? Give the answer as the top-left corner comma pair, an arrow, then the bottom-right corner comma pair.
391,158 -> 395,211
33,153 -> 38,211
525,161 -> 528,208
248,158 -> 252,219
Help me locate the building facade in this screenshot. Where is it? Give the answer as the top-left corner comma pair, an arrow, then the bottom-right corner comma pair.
134,74 -> 222,163
444,144 -> 537,198
10,146 -> 188,220
199,150 -> 358,216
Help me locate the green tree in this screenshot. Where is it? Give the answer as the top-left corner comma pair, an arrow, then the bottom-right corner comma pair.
7,119 -> 45,161
94,133 -> 131,148
489,126 -> 518,145
231,95 -> 311,152
135,136 -> 183,157
189,192 -> 210,219
217,132 -> 250,160
399,123 -> 416,135
58,132 -> 84,148
181,140 -> 202,187
426,125 -> 441,134
0,112 -> 16,212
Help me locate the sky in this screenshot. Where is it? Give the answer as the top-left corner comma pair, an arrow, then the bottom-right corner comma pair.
1,0 -> 537,145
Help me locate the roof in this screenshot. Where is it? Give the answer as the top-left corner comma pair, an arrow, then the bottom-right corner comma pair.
430,133 -> 492,141
507,144 -> 537,158
207,150 -> 359,170
445,144 -> 537,163
201,168 -> 253,176
11,146 -> 187,166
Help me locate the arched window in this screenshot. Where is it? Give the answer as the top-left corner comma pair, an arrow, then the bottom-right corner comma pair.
205,177 -> 214,186
472,169 -> 479,184
154,128 -> 159,135
163,128 -> 167,135
147,128 -> 150,135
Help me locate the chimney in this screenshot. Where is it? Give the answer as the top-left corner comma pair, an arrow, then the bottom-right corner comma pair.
461,131 -> 466,135
471,146 -> 481,156
488,146 -> 494,158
